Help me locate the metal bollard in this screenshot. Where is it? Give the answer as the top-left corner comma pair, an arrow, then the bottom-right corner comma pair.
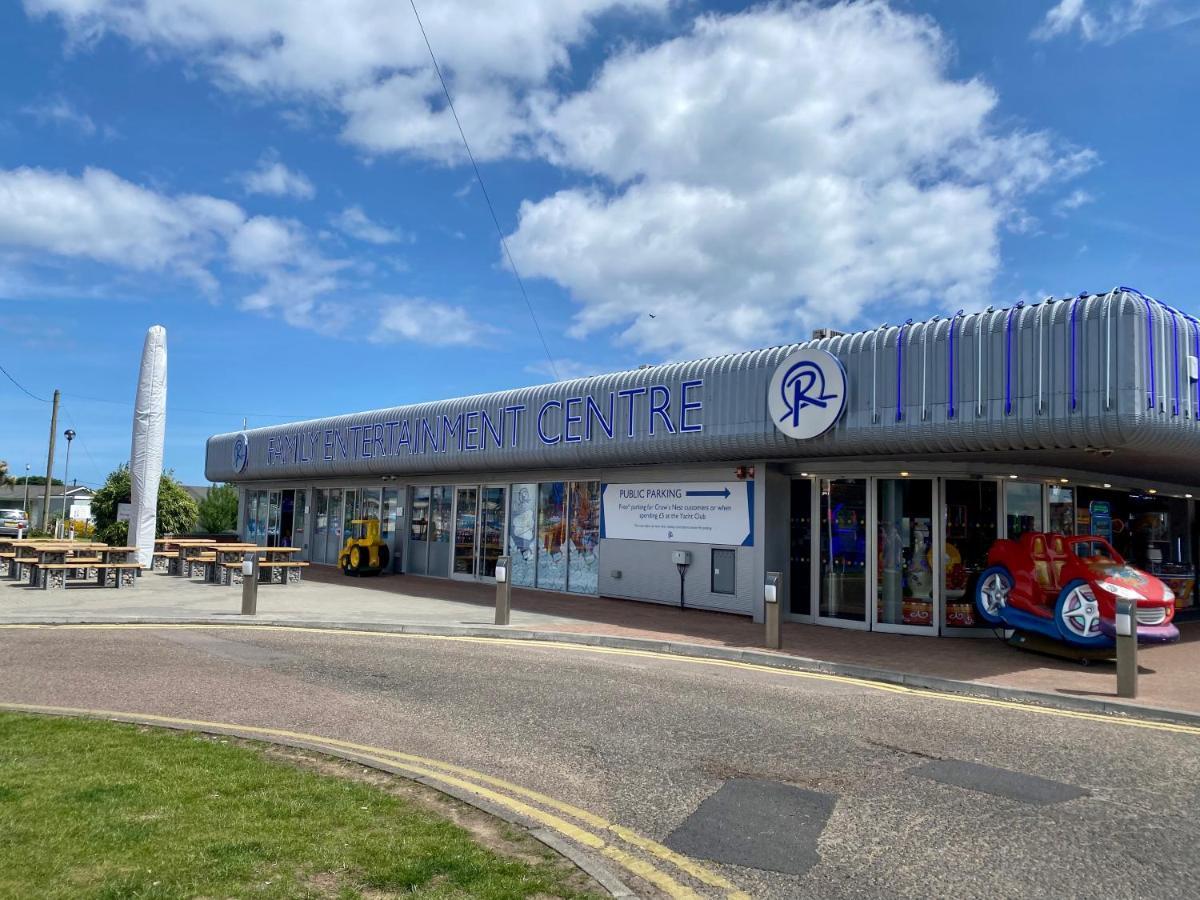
495,555 -> 511,626
1116,598 -> 1137,698
764,571 -> 782,650
241,551 -> 259,616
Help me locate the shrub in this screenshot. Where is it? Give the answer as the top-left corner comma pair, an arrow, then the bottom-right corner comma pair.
92,465 -> 199,538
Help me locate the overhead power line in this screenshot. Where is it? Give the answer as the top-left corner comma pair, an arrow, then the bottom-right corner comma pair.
407,0 -> 561,381
0,362 -> 49,403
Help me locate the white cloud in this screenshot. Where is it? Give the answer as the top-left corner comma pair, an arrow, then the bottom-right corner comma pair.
332,206 -> 408,245
20,95 -> 97,135
506,3 -> 1095,359
0,164 -> 490,345
369,298 -> 496,345
0,167 -> 238,282
1031,0 -> 1197,43
1054,188 -> 1096,216
237,150 -> 315,199
25,0 -> 670,162
0,164 -> 333,315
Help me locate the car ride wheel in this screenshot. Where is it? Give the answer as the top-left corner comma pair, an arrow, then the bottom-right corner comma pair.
375,545 -> 389,575
975,566 -> 1013,626
1055,580 -> 1108,646
350,545 -> 367,574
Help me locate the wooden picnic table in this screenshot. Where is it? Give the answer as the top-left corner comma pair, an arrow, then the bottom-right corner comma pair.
23,542 -> 108,588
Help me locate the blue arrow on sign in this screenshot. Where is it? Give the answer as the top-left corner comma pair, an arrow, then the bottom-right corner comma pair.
686,488 -> 731,498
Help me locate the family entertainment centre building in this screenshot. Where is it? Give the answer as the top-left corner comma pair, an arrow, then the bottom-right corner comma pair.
207,287 -> 1200,636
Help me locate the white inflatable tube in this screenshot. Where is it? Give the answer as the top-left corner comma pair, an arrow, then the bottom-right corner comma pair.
128,326 -> 167,568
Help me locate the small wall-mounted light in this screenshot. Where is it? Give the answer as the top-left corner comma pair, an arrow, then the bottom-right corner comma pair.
1103,483 -> 1112,489
1059,478 -> 1069,484
1149,488 -> 1159,494
1009,474 -> 1019,480
899,471 -> 910,477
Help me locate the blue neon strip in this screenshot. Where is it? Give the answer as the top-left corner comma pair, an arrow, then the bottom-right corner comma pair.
1143,297 -> 1156,409
1005,305 -> 1018,415
1193,319 -> 1200,416
1069,295 -> 1081,411
947,310 -> 963,419
1170,309 -> 1180,416
896,319 -> 910,422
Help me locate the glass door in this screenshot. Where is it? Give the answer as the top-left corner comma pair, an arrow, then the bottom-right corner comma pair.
479,486 -> 507,579
943,479 -> 1000,632
452,487 -> 479,578
266,490 -> 282,546
874,478 -> 937,633
323,488 -> 344,565
818,478 -> 869,628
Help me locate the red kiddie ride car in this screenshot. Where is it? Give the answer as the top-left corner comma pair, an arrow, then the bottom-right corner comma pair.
975,532 -> 1179,647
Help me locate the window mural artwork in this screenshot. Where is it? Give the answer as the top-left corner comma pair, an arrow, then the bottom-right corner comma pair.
567,481 -> 600,594
537,482 -> 567,591
508,483 -> 537,587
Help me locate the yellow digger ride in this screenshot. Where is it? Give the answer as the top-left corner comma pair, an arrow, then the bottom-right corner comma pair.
338,517 -> 390,576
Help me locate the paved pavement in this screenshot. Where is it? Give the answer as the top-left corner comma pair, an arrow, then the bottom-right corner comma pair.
1,625 -> 1197,899
2,565 -> 1197,716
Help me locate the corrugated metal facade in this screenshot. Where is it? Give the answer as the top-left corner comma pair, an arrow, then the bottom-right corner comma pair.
207,290 -> 1200,485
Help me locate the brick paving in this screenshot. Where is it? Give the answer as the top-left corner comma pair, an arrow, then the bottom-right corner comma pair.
306,567 -> 1200,715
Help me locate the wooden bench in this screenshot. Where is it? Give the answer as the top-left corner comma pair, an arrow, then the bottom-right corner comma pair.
33,562 -> 100,589
186,554 -> 218,579
151,549 -> 180,574
96,562 -> 141,588
258,559 -> 310,585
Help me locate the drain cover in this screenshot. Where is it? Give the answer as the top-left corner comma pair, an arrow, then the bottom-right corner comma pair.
665,778 -> 834,876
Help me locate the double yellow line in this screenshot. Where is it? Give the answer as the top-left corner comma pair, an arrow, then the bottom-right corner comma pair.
0,699 -> 748,899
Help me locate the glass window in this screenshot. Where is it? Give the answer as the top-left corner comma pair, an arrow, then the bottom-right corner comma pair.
876,478 -> 934,628
431,486 -> 452,543
327,488 -> 344,564
567,481 -> 600,594
382,488 -> 399,543
293,491 -> 308,548
508,483 -> 537,587
819,479 -> 867,621
1048,485 -> 1074,535
944,479 -> 998,629
789,479 -> 812,616
253,491 -> 268,546
537,482 -> 567,591
266,490 -> 281,546
1005,482 -> 1043,539
410,487 -> 430,542
313,489 -> 329,560
480,486 -> 507,579
361,488 -> 381,526
342,489 -> 360,545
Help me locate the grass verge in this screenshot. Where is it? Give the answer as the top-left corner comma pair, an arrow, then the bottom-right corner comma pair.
0,712 -> 605,899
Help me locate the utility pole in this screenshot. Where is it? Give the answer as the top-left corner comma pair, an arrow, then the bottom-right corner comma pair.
40,389 -> 60,531
22,464 -> 30,517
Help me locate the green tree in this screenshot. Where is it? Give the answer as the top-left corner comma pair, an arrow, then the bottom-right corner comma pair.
197,483 -> 239,533
0,460 -> 13,486
91,465 -> 200,544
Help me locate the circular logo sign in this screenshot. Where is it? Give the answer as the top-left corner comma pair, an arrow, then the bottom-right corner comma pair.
231,432 -> 250,473
768,348 -> 847,440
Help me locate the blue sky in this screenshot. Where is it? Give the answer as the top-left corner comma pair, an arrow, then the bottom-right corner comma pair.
1,0 -> 1198,486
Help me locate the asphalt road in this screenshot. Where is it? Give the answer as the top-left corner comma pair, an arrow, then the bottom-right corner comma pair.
2,625 -> 1197,899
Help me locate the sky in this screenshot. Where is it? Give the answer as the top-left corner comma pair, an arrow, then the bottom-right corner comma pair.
1,0 -> 1198,486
